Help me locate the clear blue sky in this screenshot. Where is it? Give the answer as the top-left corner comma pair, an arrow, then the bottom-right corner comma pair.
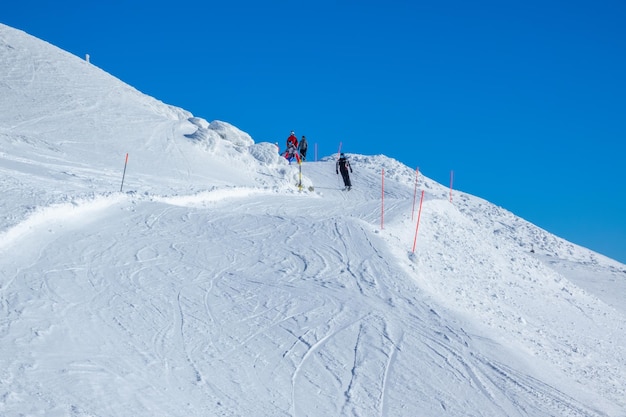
3,0 -> 625,263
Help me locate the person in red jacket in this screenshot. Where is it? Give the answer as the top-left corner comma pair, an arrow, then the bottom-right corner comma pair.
284,131 -> 300,163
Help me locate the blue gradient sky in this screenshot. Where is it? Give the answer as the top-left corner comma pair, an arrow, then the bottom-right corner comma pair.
3,0 -> 625,263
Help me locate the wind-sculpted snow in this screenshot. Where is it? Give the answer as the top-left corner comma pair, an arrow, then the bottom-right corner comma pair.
1,22 -> 625,417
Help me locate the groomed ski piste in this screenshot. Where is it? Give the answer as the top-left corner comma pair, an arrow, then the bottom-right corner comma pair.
1,23 -> 625,417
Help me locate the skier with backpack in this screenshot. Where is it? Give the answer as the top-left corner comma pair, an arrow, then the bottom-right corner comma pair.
336,153 -> 353,190
284,131 -> 300,164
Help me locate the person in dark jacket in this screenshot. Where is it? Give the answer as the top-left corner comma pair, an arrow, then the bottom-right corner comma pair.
336,153 -> 353,190
298,135 -> 308,161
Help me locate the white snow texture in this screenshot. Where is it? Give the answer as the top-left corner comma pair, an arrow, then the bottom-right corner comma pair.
1,24 -> 625,417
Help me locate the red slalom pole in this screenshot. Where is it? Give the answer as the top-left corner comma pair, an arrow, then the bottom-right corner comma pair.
412,190 -> 425,253
381,168 -> 385,230
449,170 -> 454,203
120,153 -> 129,192
411,167 -> 419,221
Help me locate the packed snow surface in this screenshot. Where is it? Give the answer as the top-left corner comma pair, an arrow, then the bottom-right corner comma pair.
1,24 -> 625,417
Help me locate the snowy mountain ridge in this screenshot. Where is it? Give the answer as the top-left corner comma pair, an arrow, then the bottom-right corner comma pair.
1,23 -> 625,417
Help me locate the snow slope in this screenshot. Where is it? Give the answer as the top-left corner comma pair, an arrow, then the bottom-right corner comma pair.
1,23 -> 625,417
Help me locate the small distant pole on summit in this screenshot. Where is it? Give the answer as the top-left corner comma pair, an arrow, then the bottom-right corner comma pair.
85,54 -> 90,64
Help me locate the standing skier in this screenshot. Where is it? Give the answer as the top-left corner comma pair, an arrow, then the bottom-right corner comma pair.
284,131 -> 300,164
336,153 -> 353,190
298,135 -> 308,161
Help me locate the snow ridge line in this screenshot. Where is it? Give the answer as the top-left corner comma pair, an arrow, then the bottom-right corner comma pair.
0,185 -> 298,250
149,185 -> 285,207
0,192 -> 128,250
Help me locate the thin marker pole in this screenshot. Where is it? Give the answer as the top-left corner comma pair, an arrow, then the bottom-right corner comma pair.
381,168 -> 385,230
449,170 -> 454,203
120,153 -> 129,192
412,190 -> 425,253
411,167 -> 419,221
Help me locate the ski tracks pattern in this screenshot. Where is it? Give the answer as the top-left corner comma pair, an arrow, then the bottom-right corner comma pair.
1,186 -> 617,416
